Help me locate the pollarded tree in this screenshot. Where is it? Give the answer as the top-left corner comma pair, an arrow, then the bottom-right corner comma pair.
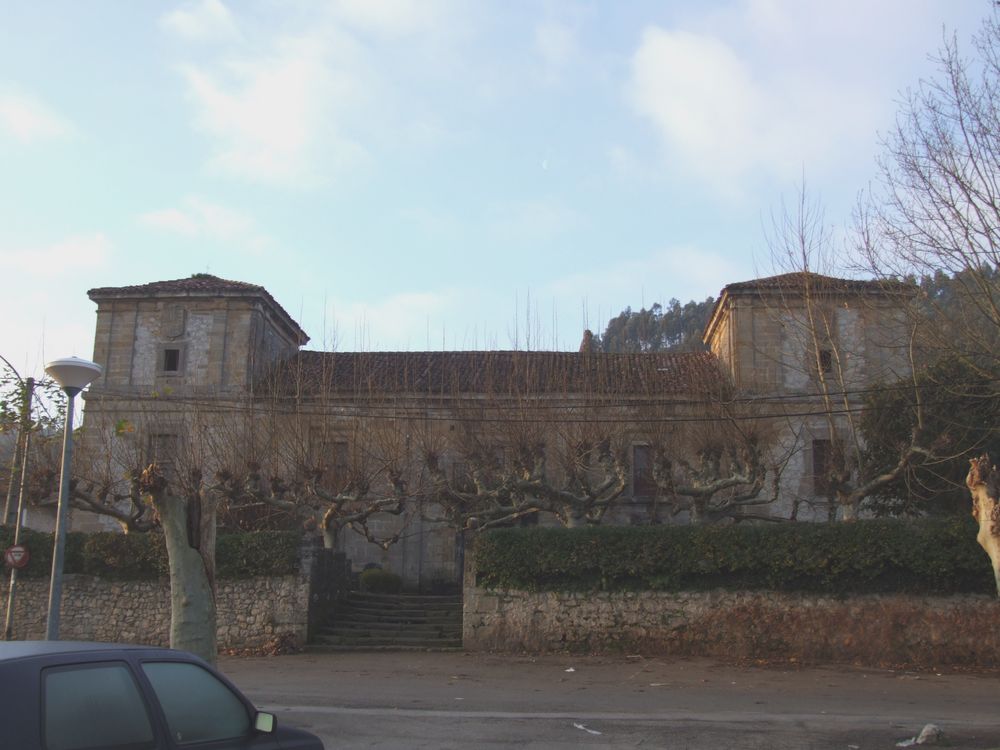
31,397 -> 424,663
420,398 -> 631,530
641,387 -> 785,525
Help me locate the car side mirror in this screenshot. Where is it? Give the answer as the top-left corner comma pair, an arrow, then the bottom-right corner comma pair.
254,712 -> 276,734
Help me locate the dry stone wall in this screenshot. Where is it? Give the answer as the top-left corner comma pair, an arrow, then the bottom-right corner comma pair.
464,586 -> 1000,668
0,574 -> 311,649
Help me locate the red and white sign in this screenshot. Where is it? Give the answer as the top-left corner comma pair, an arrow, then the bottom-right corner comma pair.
4,545 -> 29,569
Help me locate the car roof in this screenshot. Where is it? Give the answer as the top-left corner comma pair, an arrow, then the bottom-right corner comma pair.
0,641 -> 174,661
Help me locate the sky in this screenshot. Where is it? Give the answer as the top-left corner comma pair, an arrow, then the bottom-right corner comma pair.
0,0 -> 991,379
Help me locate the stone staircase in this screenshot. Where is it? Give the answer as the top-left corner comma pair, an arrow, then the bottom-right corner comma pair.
310,592 -> 463,651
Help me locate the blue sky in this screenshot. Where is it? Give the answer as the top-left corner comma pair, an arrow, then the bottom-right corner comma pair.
0,0 -> 989,378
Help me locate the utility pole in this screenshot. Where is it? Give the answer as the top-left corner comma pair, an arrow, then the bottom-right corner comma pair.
3,377 -> 33,526
3,377 -> 33,640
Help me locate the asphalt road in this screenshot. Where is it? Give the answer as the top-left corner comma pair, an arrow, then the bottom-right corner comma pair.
220,651 -> 1000,749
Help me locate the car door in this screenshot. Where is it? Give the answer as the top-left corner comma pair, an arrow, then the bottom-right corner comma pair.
138,659 -> 283,750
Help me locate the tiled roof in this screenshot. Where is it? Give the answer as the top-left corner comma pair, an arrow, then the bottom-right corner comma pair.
88,274 -> 269,297
721,272 -> 912,295
703,272 -> 915,344
272,350 -> 726,398
88,274 -> 308,344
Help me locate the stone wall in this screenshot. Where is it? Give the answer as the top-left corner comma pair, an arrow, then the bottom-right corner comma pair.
0,539 -> 348,650
0,574 -> 309,648
463,585 -> 1000,668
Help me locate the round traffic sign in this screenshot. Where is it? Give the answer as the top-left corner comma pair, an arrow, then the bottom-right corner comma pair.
4,544 -> 29,569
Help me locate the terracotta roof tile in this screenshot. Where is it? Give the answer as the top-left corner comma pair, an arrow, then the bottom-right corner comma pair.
88,273 -> 269,297
721,272 -> 912,295
271,350 -> 726,398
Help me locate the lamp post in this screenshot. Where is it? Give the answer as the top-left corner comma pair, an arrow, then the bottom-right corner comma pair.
43,356 -> 102,640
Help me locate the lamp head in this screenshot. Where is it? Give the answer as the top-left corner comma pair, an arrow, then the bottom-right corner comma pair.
44,357 -> 103,394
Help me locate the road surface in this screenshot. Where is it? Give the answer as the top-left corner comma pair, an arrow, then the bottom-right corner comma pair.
221,651 -> 1000,749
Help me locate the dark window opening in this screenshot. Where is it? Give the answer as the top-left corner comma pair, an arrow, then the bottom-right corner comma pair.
163,348 -> 180,372
632,445 -> 656,498
150,434 -> 178,479
812,439 -> 831,495
328,441 -> 349,492
818,349 -> 833,374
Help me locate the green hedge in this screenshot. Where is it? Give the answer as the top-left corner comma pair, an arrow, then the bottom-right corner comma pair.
0,528 -> 302,581
474,519 -> 995,595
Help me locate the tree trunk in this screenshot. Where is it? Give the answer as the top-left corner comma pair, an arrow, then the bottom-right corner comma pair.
140,466 -> 218,664
321,522 -> 338,550
161,513 -> 217,663
967,455 -> 1000,597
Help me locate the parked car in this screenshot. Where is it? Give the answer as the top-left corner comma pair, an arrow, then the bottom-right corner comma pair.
0,641 -> 324,749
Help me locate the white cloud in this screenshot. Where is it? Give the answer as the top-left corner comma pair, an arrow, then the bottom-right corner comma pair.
160,0 -> 239,43
0,90 -> 74,143
177,32 -> 368,185
628,28 -> 785,194
4,233 -> 112,275
330,0 -> 452,39
625,1 -> 941,196
139,197 -> 271,253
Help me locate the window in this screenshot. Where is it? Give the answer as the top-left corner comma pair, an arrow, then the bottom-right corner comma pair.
329,440 -> 349,490
163,348 -> 180,372
44,663 -> 154,750
149,433 -> 178,479
157,344 -> 186,375
142,661 -> 250,745
632,445 -> 656,498
812,439 -> 832,495
818,349 -> 833,374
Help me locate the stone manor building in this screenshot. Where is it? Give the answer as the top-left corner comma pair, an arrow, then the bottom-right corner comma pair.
74,273 -> 912,588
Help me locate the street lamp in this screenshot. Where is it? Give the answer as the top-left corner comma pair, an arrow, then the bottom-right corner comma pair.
43,356 -> 102,640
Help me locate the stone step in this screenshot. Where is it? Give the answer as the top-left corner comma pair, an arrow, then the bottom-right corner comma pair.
305,644 -> 464,653
346,601 -> 462,614
324,621 -> 461,635
310,592 -> 464,651
313,633 -> 463,648
347,591 -> 462,607
341,605 -> 462,620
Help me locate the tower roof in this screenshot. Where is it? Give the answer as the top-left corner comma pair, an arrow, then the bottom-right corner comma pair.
88,273 -> 308,345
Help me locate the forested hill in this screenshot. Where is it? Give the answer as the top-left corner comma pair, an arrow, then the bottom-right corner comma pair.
595,297 -> 715,353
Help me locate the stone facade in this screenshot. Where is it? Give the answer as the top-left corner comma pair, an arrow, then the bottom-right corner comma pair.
70,272 -> 914,587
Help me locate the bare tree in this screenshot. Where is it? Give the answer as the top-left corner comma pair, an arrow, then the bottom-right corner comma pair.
858,13 -> 1000,373
644,395 -> 784,525
422,396 -> 631,530
764,187 -> 931,520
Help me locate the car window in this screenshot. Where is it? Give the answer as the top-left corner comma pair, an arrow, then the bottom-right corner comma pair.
142,661 -> 251,745
43,662 -> 155,750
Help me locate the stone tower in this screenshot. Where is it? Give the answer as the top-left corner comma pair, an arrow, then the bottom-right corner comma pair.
86,273 -> 308,396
